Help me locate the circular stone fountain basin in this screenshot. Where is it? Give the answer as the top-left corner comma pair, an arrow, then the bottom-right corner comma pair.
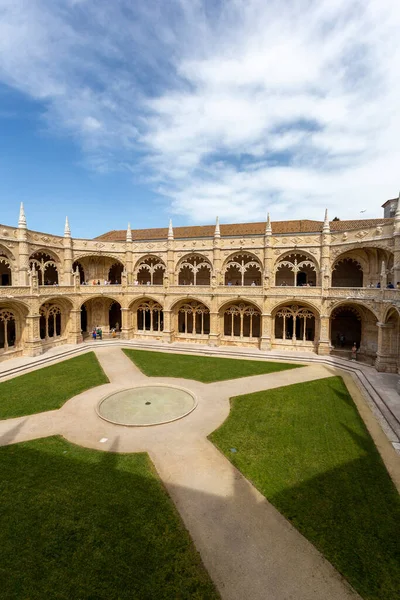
97,385 -> 197,426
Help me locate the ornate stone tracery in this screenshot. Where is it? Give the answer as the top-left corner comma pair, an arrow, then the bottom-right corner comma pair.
274,304 -> 316,343
30,252 -> 59,285
223,302 -> 261,338
39,303 -> 62,340
0,309 -> 16,351
223,253 -> 262,286
136,257 -> 166,285
177,301 -> 210,335
275,253 -> 317,287
178,255 -> 212,286
137,300 -> 163,332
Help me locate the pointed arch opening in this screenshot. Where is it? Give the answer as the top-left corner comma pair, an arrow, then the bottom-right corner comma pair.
273,303 -> 317,346
135,256 -> 166,286
0,256 -> 12,286
223,253 -> 262,286
330,303 -> 378,364
221,301 -> 261,339
275,253 -> 318,287
173,299 -> 210,337
178,255 -> 212,286
30,252 -> 59,285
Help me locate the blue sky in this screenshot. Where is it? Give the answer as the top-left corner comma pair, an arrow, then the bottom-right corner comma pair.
0,0 -> 399,238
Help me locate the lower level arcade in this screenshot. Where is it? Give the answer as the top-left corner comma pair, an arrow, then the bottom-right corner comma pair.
1,295 -> 399,373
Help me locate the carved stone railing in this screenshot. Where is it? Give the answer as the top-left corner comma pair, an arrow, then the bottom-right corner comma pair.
0,286 -> 30,297
0,284 -> 398,307
327,287 -> 395,300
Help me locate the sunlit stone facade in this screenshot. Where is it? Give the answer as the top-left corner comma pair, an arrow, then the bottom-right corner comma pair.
1,202 -> 399,373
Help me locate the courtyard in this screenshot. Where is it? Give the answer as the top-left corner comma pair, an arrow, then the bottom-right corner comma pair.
0,344 -> 399,600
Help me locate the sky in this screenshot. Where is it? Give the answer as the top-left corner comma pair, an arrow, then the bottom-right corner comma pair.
0,0 -> 399,238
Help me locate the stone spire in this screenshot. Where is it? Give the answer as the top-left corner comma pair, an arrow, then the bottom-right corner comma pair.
126,222 -> 132,242
322,208 -> 330,233
265,212 -> 272,235
18,202 -> 27,229
214,216 -> 221,238
64,216 -> 71,238
168,219 -> 174,241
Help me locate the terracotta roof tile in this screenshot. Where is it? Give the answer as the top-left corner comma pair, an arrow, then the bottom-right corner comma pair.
95,218 -> 394,241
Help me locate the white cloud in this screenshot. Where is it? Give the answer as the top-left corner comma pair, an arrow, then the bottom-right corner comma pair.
0,0 -> 399,222
82,116 -> 102,131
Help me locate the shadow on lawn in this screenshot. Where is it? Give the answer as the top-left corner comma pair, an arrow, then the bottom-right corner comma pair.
268,443 -> 400,600
2,432 -> 399,600
0,437 -> 219,600
0,420 -> 26,446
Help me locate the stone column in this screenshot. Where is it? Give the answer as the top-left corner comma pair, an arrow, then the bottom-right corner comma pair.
259,313 -> 272,350
213,217 -> 222,286
63,217 -> 73,286
162,309 -> 173,343
17,203 -> 30,286
125,223 -> 134,284
263,213 -> 272,290
167,220 -> 175,286
208,311 -> 220,346
393,195 -> 400,285
120,307 -> 132,340
317,314 -> 331,355
67,309 -> 83,344
375,322 -> 398,372
23,300 -> 42,356
320,209 -> 331,291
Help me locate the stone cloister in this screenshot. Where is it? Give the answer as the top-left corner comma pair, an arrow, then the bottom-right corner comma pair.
0,204 -> 399,373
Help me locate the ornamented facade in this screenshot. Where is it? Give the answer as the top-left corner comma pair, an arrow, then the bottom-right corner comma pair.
1,201 -> 399,373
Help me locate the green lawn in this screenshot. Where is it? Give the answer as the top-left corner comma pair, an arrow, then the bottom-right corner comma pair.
210,376 -> 400,600
123,349 -> 302,383
0,436 -> 219,600
0,352 -> 108,419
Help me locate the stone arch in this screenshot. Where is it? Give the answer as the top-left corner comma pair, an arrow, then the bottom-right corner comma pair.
0,256 -> 12,286
72,254 -> 125,285
30,247 -> 61,263
374,306 -> 400,373
39,302 -> 64,340
171,298 -> 210,337
129,296 -> 164,334
222,252 -> 262,286
38,297 -> 73,343
0,243 -> 14,261
177,253 -> 212,286
0,300 -> 28,355
271,301 -> 319,345
274,252 -> 319,287
29,251 -> 59,285
329,302 -> 378,363
220,299 -> 261,339
331,257 -> 363,288
134,255 -> 166,286
108,261 -> 124,284
382,304 -> 400,322
80,296 -> 122,334
72,261 -> 85,284
332,247 -> 394,287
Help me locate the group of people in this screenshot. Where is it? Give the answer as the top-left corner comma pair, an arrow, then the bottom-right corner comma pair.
367,281 -> 399,289
227,280 -> 260,286
82,280 -> 120,286
91,327 -> 103,340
